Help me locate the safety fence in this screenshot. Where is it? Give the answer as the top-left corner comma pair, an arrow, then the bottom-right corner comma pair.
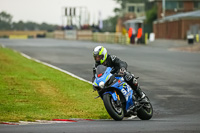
92,33 -> 129,45
53,30 -> 93,41
51,31 -> 150,45
0,30 -> 148,45
0,31 -> 46,39
52,30 -> 130,45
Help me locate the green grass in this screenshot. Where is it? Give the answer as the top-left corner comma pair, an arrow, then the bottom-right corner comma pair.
0,46 -> 109,122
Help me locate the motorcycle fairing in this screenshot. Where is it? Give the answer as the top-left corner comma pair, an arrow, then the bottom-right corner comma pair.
93,67 -> 112,87
93,66 -> 135,111
111,77 -> 134,110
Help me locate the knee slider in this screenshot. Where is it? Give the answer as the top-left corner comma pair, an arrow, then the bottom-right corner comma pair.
133,77 -> 138,85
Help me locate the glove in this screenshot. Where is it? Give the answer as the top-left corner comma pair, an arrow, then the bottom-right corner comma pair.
119,67 -> 126,75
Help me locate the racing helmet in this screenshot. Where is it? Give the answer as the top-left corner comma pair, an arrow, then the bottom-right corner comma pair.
93,46 -> 107,64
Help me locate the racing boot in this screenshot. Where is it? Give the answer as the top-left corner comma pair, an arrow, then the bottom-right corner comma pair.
134,84 -> 149,103
132,84 -> 150,103
124,72 -> 148,103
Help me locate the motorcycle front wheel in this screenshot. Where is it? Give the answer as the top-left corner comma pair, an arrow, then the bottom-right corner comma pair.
137,96 -> 153,120
103,93 -> 124,121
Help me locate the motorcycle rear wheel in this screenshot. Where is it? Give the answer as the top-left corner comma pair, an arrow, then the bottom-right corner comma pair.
103,93 -> 124,121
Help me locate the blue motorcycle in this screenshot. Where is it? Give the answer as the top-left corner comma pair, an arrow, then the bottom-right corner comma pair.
93,65 -> 153,121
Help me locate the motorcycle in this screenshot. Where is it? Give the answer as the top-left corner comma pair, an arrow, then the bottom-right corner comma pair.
93,65 -> 153,121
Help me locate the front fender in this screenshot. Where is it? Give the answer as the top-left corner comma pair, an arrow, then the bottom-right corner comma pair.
103,91 -> 118,101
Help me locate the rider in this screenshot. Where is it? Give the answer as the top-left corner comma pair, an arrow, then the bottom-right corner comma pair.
92,46 -> 146,102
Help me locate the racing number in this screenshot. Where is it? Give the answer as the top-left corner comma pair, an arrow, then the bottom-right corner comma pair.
121,86 -> 131,95
121,89 -> 127,95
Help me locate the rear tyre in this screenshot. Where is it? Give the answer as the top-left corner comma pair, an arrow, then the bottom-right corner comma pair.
103,93 -> 124,121
137,96 -> 153,120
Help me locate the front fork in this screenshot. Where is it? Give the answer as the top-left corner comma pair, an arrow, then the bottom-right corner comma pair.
95,90 -> 122,108
103,91 -> 122,107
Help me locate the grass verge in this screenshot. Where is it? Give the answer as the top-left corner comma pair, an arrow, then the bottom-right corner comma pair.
0,46 -> 109,122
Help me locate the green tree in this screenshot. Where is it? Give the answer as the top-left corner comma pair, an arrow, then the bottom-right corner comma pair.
146,5 -> 157,23
0,11 -> 58,31
0,11 -> 13,30
12,21 -> 25,30
143,5 -> 157,34
102,15 -> 118,32
24,21 -> 39,30
39,22 -> 57,32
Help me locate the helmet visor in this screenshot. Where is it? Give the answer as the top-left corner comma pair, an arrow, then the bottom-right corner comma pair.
94,55 -> 103,62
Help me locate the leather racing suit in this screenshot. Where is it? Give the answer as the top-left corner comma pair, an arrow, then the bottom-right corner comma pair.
92,54 -> 144,98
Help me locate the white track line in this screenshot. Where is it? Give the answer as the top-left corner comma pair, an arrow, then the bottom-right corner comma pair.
20,53 -> 92,85
1,44 -> 5,48
1,44 -> 91,84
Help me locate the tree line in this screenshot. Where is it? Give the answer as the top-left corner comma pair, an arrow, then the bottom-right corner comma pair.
0,11 -> 59,31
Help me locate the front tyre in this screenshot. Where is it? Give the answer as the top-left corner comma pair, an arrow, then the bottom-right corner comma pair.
103,93 -> 124,121
137,96 -> 153,120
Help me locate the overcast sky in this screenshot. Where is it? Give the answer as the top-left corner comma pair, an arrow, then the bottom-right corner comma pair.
0,0 -> 120,25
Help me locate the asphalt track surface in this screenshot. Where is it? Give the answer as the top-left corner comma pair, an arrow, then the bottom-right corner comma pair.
0,39 -> 200,133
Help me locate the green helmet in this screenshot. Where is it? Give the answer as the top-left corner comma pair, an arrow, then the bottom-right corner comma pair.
93,46 -> 107,64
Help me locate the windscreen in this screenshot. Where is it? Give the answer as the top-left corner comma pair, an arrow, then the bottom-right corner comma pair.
96,65 -> 107,76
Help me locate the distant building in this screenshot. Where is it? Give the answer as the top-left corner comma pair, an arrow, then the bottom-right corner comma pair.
116,0 -> 148,33
116,0 -> 156,33
156,0 -> 200,19
154,0 -> 200,39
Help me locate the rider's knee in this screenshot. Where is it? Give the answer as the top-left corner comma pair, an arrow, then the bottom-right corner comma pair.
124,72 -> 138,85
124,72 -> 133,82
